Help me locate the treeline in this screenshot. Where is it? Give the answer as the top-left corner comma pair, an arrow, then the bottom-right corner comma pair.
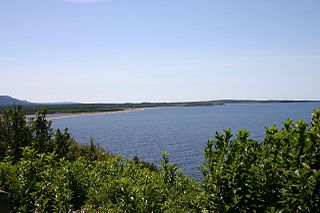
0,101 -> 224,115
1,99 -> 319,115
0,105 -> 319,212
0,104 -> 125,115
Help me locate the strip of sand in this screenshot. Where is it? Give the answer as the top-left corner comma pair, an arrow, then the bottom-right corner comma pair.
46,108 -> 144,119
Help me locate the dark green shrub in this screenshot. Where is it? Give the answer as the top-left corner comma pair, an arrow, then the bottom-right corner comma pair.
1,105 -> 319,212
201,109 -> 320,212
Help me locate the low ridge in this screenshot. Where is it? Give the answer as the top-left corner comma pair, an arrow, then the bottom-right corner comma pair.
0,95 -> 33,106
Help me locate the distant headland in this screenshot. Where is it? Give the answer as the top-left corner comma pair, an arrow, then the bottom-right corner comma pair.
1,95 -> 319,115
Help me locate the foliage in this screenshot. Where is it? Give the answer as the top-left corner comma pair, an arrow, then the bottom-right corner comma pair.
201,109 -> 320,212
0,101 -> 225,115
0,105 -> 320,212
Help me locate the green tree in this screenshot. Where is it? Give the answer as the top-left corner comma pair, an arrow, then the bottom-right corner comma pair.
31,108 -> 53,153
0,105 -> 32,160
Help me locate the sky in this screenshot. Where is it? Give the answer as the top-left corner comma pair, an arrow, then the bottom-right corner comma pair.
0,0 -> 320,103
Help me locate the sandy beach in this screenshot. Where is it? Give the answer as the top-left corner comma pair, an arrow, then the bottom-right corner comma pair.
45,108 -> 144,119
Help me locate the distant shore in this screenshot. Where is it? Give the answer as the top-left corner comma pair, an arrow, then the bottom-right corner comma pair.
1,99 -> 319,117
43,108 -> 144,119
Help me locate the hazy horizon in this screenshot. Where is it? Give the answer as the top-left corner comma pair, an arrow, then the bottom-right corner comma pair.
1,0 -> 320,102
1,94 -> 320,105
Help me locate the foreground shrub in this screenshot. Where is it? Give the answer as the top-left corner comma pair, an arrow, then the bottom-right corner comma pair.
0,105 -> 319,212
201,109 -> 320,212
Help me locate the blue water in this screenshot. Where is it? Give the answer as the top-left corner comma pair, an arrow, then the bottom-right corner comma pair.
51,102 -> 320,179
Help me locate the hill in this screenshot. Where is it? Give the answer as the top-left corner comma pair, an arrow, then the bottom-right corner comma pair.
0,95 -> 32,106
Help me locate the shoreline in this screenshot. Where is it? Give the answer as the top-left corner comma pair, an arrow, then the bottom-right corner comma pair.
45,108 -> 144,119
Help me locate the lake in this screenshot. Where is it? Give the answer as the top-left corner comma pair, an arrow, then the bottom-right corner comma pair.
51,102 -> 320,179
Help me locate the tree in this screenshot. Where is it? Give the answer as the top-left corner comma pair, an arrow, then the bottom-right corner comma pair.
31,108 -> 53,153
0,105 -> 32,160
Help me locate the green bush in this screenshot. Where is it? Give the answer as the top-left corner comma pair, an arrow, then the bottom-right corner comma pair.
0,105 -> 319,212
201,109 -> 320,212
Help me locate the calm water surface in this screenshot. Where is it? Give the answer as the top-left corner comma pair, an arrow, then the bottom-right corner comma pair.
51,103 -> 320,179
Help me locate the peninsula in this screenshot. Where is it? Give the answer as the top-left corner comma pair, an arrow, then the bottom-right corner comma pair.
0,95 -> 319,115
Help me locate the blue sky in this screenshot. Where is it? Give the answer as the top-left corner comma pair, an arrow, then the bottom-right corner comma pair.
1,0 -> 319,103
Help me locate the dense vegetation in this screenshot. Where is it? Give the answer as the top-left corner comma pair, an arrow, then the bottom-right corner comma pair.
0,105 -> 319,212
0,100 -> 224,115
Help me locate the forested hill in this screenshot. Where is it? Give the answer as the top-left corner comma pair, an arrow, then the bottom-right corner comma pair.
0,95 -> 32,106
